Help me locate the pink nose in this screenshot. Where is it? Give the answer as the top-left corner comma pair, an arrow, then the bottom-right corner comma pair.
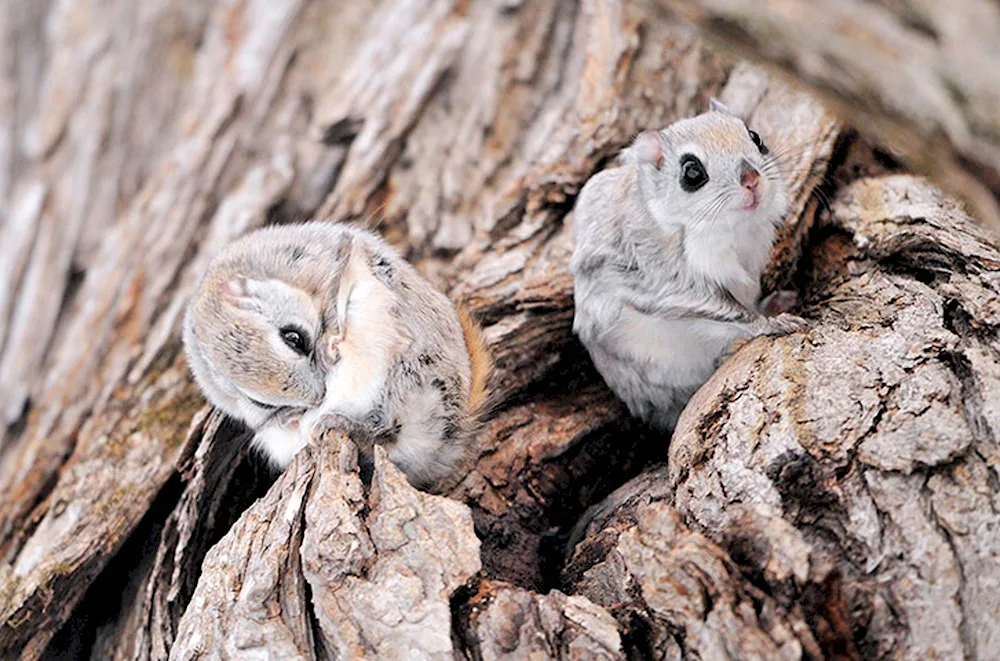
741,167 -> 761,191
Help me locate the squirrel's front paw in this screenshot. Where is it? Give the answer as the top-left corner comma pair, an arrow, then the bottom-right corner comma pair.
309,411 -> 368,439
761,312 -> 809,336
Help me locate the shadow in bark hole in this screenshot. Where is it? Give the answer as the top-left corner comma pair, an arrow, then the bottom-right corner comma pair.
41,473 -> 186,661
471,343 -> 670,592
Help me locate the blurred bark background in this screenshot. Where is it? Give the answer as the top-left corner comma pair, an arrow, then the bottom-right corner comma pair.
0,0 -> 997,659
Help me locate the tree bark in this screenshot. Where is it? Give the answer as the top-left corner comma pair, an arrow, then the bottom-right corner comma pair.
0,1 -> 995,660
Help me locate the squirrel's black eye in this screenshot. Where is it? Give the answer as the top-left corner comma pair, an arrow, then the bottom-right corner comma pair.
679,154 -> 709,192
748,129 -> 768,155
280,326 -> 311,356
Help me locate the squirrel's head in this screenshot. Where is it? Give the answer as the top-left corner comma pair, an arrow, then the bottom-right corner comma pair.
184,268 -> 327,429
627,99 -> 788,233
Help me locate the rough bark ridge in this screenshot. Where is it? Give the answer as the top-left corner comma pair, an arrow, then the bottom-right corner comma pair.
169,433 -> 483,660
0,0 -> 996,659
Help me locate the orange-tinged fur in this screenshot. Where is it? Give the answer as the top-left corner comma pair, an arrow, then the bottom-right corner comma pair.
456,306 -> 492,418
698,123 -> 746,152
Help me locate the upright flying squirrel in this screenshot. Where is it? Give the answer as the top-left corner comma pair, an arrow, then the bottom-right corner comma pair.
183,222 -> 491,490
570,100 -> 806,430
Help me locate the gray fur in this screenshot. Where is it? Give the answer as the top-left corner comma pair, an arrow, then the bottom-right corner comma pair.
570,107 -> 805,431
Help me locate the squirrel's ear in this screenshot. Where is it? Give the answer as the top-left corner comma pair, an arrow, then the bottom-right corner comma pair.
222,277 -> 262,312
630,131 -> 664,169
709,97 -> 733,115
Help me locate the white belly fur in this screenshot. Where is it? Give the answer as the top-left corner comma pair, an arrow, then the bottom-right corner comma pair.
615,308 -> 748,389
252,422 -> 307,469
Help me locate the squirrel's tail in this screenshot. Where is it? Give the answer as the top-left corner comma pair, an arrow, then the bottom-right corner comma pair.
456,305 -> 494,422
426,305 -> 495,494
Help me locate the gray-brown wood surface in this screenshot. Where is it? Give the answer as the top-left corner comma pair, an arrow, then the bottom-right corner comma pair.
1,0 -> 997,659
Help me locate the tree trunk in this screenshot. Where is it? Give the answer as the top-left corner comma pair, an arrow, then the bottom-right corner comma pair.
0,1 -> 996,660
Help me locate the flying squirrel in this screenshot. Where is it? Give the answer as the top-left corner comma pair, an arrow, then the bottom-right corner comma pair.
570,99 -> 806,431
183,222 -> 492,491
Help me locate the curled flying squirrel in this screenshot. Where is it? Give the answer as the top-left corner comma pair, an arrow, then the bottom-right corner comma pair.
183,222 -> 492,490
570,99 -> 806,431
